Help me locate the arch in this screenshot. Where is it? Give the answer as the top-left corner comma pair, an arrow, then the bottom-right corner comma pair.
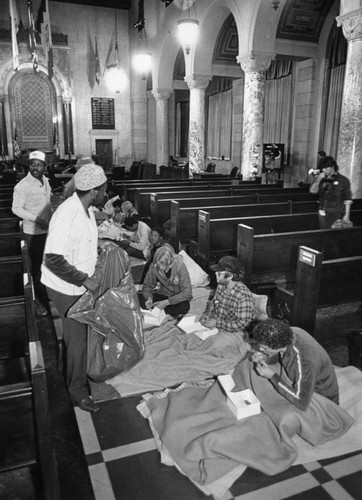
8,67 -> 58,152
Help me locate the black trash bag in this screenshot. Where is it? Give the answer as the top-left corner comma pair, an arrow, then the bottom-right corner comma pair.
67,246 -> 145,382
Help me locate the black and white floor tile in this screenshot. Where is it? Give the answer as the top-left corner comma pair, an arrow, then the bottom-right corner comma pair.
75,396 -> 362,500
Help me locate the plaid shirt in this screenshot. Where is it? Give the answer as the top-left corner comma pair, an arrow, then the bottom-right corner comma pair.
202,281 -> 256,333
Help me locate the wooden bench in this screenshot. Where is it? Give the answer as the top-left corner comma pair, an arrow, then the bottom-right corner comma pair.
0,207 -> 14,218
236,224 -> 362,292
136,186 -> 309,217
149,189 -> 315,225
0,340 -> 60,499
0,232 -> 21,257
274,246 -> 362,334
197,211 -> 327,268
0,217 -> 21,233
0,197 -> 12,207
170,200 -> 319,251
121,178 -> 255,203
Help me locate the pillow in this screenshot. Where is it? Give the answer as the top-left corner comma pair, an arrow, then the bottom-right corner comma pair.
179,250 -> 210,287
252,293 -> 268,320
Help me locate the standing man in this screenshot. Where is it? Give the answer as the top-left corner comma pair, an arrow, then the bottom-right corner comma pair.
310,156 -> 352,229
41,164 -> 108,413
12,150 -> 52,316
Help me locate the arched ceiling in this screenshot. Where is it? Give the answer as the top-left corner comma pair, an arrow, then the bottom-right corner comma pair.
213,0 -> 337,64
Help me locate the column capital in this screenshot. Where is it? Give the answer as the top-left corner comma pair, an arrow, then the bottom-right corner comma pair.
62,87 -> 73,104
337,8 -> 362,42
152,88 -> 172,101
184,74 -> 211,90
237,52 -> 275,73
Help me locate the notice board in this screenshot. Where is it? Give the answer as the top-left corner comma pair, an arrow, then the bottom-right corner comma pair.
91,97 -> 115,130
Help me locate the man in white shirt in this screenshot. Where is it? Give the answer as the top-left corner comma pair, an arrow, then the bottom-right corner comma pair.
12,150 -> 52,316
118,214 -> 151,260
41,164 -> 109,413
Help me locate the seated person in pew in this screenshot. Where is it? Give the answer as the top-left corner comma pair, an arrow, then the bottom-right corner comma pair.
117,214 -> 151,260
251,318 -> 339,410
200,256 -> 256,334
140,245 -> 192,318
141,226 -> 173,282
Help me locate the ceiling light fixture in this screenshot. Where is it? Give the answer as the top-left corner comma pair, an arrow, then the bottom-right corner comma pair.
177,0 -> 199,55
105,10 -> 128,93
132,1 -> 152,78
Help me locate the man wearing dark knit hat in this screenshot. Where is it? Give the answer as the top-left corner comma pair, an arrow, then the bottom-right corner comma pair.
41,164 -> 109,413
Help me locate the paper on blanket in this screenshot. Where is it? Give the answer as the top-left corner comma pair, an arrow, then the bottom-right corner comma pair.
178,315 -> 218,340
218,374 -> 261,420
141,307 -> 166,327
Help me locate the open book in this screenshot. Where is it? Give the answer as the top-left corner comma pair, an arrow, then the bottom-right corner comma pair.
140,307 -> 166,327
177,315 -> 218,340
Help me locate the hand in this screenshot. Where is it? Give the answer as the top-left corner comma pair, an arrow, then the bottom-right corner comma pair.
35,217 -> 48,230
201,317 -> 217,328
145,297 -> 153,310
251,351 -> 267,364
83,275 -> 100,292
255,362 -> 278,379
153,299 -> 169,310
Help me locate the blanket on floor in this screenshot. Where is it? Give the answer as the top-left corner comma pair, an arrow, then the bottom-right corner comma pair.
107,321 -> 250,397
138,360 -> 355,495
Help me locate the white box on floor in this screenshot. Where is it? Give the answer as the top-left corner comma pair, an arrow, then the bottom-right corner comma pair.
218,374 -> 261,420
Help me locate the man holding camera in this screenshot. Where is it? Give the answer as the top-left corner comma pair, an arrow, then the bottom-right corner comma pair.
309,155 -> 352,229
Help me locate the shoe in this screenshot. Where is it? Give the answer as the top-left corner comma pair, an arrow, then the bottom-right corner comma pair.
34,303 -> 48,317
77,398 -> 100,413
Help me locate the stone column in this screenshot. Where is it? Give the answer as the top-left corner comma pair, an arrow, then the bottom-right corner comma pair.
131,95 -> 148,161
62,88 -> 73,160
152,88 -> 172,172
337,8 -> 362,198
185,74 -> 211,176
237,53 -> 273,180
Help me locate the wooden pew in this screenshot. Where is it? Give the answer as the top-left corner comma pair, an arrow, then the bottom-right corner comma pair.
199,209 -> 362,274
0,232 -> 21,257
171,200 -> 319,251
0,217 -> 21,233
274,246 -> 362,335
121,178 -> 251,202
237,224 -> 362,291
149,189 -> 315,225
0,197 -> 12,207
0,340 -> 60,499
0,207 -> 14,218
136,186 -> 309,217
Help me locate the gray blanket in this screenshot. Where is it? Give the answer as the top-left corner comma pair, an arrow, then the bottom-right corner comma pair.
138,358 -> 354,486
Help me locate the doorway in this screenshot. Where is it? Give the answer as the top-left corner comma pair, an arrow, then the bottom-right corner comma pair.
95,139 -> 112,171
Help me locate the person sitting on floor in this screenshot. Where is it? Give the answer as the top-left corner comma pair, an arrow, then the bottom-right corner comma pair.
112,200 -> 138,225
141,226 -> 173,282
140,245 -> 192,318
200,256 -> 256,334
117,214 -> 151,260
251,318 -> 339,410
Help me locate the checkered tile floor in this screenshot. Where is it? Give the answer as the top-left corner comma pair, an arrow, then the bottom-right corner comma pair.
75,395 -> 362,500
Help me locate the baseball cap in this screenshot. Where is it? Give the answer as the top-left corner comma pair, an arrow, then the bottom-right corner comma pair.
210,256 -> 244,275
29,151 -> 46,162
